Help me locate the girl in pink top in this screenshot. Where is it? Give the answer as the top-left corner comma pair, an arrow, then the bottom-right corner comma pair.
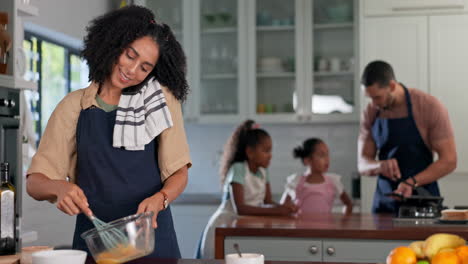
282,138 -> 353,215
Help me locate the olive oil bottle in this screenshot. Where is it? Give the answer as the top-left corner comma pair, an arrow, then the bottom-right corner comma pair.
0,163 -> 15,255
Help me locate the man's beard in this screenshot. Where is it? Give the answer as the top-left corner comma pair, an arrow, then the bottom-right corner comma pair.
382,93 -> 395,110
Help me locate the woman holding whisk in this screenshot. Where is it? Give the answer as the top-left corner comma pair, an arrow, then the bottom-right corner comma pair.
26,6 -> 191,258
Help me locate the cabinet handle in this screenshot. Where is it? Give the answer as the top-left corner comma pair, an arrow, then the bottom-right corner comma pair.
392,5 -> 464,11
309,245 -> 318,255
326,247 -> 335,256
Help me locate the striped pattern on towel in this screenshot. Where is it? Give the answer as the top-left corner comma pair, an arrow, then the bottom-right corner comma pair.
113,78 -> 173,150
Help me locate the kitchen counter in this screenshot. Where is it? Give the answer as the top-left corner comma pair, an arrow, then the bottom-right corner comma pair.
214,213 -> 468,262
84,257 -> 373,264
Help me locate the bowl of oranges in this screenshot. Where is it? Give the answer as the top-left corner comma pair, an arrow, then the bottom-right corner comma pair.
387,233 -> 468,264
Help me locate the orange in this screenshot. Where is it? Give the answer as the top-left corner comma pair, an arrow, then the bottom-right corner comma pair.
456,245 -> 468,259
432,251 -> 460,264
461,256 -> 468,264
386,246 -> 417,264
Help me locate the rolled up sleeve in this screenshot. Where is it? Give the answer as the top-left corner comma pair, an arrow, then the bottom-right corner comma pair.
158,86 -> 192,181
27,90 -> 83,183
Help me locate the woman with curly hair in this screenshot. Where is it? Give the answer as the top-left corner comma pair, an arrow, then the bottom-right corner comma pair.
197,120 -> 298,259
26,6 -> 190,258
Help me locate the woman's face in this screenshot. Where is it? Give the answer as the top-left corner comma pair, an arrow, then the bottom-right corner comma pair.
305,142 -> 330,173
109,36 -> 159,90
247,136 -> 273,168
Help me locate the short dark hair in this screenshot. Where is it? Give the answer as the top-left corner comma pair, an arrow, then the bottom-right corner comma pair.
82,5 -> 189,101
361,60 -> 396,88
293,138 -> 324,164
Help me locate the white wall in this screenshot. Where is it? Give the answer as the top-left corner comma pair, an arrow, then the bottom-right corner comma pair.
26,0 -> 114,41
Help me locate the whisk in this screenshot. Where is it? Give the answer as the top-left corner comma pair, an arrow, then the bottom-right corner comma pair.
89,215 -> 129,250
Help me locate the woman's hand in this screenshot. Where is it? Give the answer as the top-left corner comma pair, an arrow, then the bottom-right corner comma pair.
137,192 -> 164,229
54,181 -> 92,217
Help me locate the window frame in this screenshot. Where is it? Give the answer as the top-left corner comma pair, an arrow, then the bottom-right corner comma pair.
24,31 -> 85,139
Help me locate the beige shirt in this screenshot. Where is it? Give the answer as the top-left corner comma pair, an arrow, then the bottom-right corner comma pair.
360,87 -> 454,152
27,82 -> 191,183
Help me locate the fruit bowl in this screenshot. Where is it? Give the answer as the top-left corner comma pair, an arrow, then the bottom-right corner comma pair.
387,233 -> 467,264
81,212 -> 155,264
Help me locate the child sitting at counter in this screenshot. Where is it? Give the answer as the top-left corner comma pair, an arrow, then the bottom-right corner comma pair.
281,138 -> 353,215
197,119 -> 298,259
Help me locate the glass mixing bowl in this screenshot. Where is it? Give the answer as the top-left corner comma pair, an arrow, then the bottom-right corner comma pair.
81,212 -> 155,264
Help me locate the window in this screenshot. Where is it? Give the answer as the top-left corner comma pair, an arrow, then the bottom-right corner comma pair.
23,33 -> 89,140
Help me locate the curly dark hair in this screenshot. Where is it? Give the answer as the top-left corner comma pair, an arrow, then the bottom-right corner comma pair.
219,120 -> 270,184
81,5 -> 189,101
293,138 -> 324,164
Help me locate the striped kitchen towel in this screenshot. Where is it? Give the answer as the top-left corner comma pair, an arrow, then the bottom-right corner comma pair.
113,78 -> 173,150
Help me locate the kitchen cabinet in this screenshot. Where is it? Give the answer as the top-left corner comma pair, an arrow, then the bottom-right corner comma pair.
363,0 -> 468,17
144,0 -> 360,124
224,237 -> 409,262
362,16 -> 428,92
0,0 -> 38,90
428,14 -> 468,173
215,214 -> 456,262
307,0 -> 358,122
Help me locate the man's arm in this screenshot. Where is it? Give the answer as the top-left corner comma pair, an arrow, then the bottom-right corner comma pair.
395,137 -> 456,197
358,136 -> 379,176
412,138 -> 456,185
358,136 -> 401,180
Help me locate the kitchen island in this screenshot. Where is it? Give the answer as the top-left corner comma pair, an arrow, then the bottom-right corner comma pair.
84,257 -> 374,264
214,213 -> 468,262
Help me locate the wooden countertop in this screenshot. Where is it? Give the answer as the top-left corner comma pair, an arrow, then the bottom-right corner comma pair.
84,257 -> 373,264
214,213 -> 468,258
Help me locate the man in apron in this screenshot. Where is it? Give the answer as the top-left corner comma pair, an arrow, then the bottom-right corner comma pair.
358,60 -> 457,214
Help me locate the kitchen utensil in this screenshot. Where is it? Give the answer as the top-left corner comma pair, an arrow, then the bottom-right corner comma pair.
87,214 -> 129,250
81,212 -> 155,264
385,191 -> 444,218
31,250 -> 87,264
233,243 -> 242,258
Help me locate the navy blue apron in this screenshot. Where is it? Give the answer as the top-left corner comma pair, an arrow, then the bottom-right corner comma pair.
71,107 -> 181,259
371,85 -> 439,214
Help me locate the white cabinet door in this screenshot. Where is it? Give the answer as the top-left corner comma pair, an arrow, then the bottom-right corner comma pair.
248,0 -> 301,123
429,14 -> 468,173
362,16 -> 428,92
363,0 -> 468,17
225,237 -> 323,261
322,239 -> 411,263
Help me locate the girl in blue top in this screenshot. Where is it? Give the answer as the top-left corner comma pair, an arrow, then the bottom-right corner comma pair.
198,120 -> 298,259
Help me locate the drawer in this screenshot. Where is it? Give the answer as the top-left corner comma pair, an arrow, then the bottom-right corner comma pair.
322,239 -> 412,263
225,237 -> 322,261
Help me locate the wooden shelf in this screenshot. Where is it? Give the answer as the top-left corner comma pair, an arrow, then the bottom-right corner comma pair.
256,25 -> 295,32
201,73 -> 237,80
257,72 -> 295,78
314,22 -> 353,30
201,27 -> 237,34
314,71 -> 354,77
0,74 -> 38,90
17,3 -> 39,17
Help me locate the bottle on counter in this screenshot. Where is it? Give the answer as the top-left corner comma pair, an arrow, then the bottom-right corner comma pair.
0,162 -> 16,255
